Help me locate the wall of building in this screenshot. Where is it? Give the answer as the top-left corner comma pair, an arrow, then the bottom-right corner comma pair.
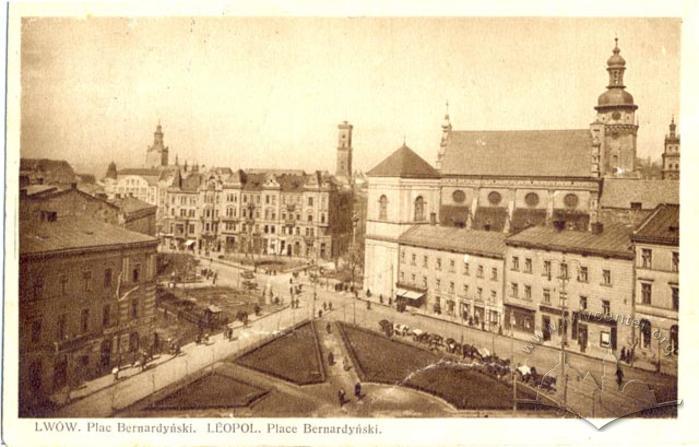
398,244 -> 505,329
633,241 -> 678,372
21,188 -> 119,225
503,245 -> 634,361
19,244 -> 157,404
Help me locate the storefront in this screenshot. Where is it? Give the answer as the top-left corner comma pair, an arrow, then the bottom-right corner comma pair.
505,303 -> 536,334
395,288 -> 426,308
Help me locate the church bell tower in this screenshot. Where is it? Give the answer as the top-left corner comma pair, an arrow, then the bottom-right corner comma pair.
336,121 -> 353,179
591,39 -> 638,177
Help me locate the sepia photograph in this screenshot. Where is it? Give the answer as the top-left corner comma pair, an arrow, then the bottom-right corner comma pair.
2,4 -> 697,446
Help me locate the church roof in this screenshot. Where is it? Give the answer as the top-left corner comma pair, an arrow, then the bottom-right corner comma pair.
367,144 -> 439,178
439,129 -> 593,178
600,178 -> 679,210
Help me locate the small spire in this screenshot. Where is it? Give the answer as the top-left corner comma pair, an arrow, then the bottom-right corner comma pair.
403,135 -> 406,146
445,100 -> 449,117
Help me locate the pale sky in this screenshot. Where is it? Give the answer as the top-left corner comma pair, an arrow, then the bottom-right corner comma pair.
21,17 -> 681,177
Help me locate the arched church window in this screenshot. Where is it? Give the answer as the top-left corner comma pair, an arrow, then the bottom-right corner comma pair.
488,191 -> 502,206
414,196 -> 425,222
452,189 -> 466,204
379,195 -> 388,220
524,192 -> 540,208
563,193 -> 579,209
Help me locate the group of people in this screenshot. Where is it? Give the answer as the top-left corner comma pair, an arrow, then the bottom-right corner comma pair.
337,383 -> 363,407
620,346 -> 635,364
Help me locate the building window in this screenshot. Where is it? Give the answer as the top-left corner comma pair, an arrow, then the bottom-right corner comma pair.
82,270 -> 92,292
511,256 -> 519,271
435,279 -> 441,291
400,272 -> 405,282
60,275 -> 68,296
410,273 -> 416,282
463,263 -> 469,276
601,300 -> 611,316
80,309 -> 90,334
33,276 -> 45,300
477,287 -> 483,300
672,252 -> 679,272
400,250 -> 406,264
600,331 -> 611,348
477,265 -> 484,278
414,196 -> 425,222
449,281 -> 455,294
56,314 -> 67,340
436,258 -> 442,271
31,319 -> 42,343
104,268 -> 112,288
422,276 -> 428,288
308,197 -> 313,207
379,195 -> 388,220
462,284 -> 469,295
577,266 -> 588,283
131,299 -> 139,319
640,319 -> 652,349
524,285 -> 532,300
490,290 -> 497,302
559,262 -> 568,280
423,256 -> 428,268
491,267 -> 498,281
411,254 -> 416,266
602,269 -> 612,286
641,283 -> 652,305
102,304 -> 111,327
321,214 -> 326,224
670,325 -> 678,355
543,289 -> 551,304
579,296 -> 588,310
543,260 -> 551,280
524,258 -> 532,273
672,287 -> 679,311
132,264 -> 141,283
449,259 -> 456,273
641,249 -> 652,268
510,283 -> 518,298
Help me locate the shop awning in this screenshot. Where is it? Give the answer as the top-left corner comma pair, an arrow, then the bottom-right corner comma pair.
395,288 -> 425,301
185,239 -> 196,247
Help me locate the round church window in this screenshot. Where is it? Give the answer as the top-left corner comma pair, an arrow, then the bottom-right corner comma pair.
488,191 -> 502,206
524,192 -> 540,208
452,189 -> 466,203
612,111 -> 621,121
564,193 -> 579,209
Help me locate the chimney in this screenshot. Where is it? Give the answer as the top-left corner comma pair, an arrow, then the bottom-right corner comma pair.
553,220 -> 565,232
430,212 -> 437,225
591,222 -> 604,235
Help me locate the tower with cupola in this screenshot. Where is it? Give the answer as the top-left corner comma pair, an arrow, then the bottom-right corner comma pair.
589,39 -> 638,177
662,117 -> 680,180
145,122 -> 169,169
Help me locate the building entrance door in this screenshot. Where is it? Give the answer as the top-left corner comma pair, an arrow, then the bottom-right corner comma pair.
100,339 -> 112,371
53,357 -> 67,391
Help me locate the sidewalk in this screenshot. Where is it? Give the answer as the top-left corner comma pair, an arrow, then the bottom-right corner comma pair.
51,304 -> 293,417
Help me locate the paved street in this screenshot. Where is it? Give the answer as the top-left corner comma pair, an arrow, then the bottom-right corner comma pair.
51,254 -> 677,419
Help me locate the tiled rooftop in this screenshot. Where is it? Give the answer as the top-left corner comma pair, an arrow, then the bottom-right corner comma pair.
399,224 -> 507,258
368,144 -> 440,178
600,178 -> 679,209
506,223 -> 634,259
440,129 -> 593,177
21,215 -> 158,256
632,203 -> 679,246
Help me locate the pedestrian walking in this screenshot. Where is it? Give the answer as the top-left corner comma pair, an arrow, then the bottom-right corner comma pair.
319,309 -> 323,318
328,302 -> 333,311
328,351 -> 334,366
338,389 -> 345,407
112,366 -> 119,382
620,347 -> 627,363
326,323 -> 332,334
616,365 -> 624,390
354,382 -> 362,399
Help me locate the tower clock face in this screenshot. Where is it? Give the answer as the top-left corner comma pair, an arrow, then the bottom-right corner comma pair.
612,111 -> 621,121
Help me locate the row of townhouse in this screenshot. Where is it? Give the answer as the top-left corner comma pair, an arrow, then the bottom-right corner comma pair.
383,206 -> 678,374
160,167 -> 354,260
